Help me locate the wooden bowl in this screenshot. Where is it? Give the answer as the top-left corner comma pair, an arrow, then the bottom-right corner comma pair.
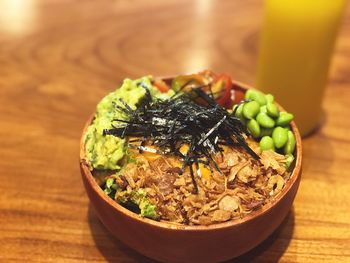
79,80 -> 302,263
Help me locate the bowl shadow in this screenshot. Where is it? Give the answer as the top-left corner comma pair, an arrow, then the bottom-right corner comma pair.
87,204 -> 295,263
226,207 -> 295,263
87,204 -> 158,263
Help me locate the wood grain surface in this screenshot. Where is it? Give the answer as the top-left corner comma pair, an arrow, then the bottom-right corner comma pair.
0,0 -> 349,262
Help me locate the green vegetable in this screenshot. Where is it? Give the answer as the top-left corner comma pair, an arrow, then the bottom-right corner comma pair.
260,136 -> 275,151
285,154 -> 295,169
84,76 -> 174,170
104,177 -> 116,195
233,103 -> 244,118
272,127 -> 288,148
266,102 -> 280,118
284,130 -> 296,154
256,112 -> 275,128
106,177 -> 114,188
247,119 -> 261,138
276,112 -> 294,126
260,105 -> 267,114
245,89 -> 267,106
234,103 -> 246,124
130,189 -> 158,219
140,201 -> 158,219
260,127 -> 273,137
245,89 -> 255,99
243,101 -> 260,119
265,94 -> 274,103
241,89 -> 296,160
232,104 -> 238,113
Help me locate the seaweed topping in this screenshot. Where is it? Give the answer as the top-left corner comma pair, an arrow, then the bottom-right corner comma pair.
103,85 -> 259,192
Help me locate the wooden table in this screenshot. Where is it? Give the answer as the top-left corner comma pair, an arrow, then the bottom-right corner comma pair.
1,0 -> 349,262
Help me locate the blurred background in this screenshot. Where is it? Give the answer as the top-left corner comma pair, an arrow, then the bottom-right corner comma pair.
0,0 -> 262,81
0,0 -> 349,262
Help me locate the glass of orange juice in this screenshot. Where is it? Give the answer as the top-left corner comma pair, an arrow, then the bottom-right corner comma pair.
256,0 -> 347,136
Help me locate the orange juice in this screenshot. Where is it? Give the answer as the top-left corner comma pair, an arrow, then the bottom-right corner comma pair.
256,0 -> 346,136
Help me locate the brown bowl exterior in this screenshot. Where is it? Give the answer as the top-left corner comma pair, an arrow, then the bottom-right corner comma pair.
80,80 -> 302,263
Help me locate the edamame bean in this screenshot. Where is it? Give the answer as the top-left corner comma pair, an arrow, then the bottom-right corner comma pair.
243,101 -> 260,119
266,94 -> 274,103
272,127 -> 288,148
260,127 -> 273,137
245,89 -> 267,106
285,154 -> 295,170
266,102 -> 280,118
260,105 -> 267,114
276,112 -> 294,126
256,112 -> 275,128
245,89 -> 254,99
235,104 -> 246,123
233,103 -> 244,118
260,136 -> 275,151
247,119 -> 261,138
284,130 -> 296,154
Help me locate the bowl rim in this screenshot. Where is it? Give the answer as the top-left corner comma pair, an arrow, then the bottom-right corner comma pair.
80,79 -> 302,231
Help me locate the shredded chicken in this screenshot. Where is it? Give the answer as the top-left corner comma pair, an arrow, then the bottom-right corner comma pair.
109,141 -> 290,225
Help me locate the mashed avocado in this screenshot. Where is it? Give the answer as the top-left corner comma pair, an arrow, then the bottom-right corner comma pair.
104,177 -> 158,219
130,189 -> 158,219
84,76 -> 173,170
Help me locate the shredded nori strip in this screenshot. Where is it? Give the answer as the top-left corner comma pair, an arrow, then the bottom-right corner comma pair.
103,84 -> 259,192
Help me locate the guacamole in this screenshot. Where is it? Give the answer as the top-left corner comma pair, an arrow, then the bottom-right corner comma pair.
104,176 -> 158,219
130,188 -> 158,219
84,76 -> 173,170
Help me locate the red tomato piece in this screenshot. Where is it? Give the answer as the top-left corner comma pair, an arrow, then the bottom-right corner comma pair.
212,74 -> 232,107
153,79 -> 170,93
